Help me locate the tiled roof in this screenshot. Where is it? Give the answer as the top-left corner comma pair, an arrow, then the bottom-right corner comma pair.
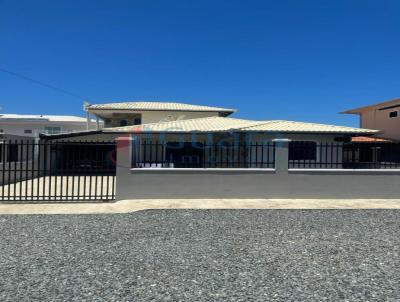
351,136 -> 391,142
87,101 -> 235,115
103,116 -> 379,134
104,117 -> 258,133
240,120 -> 378,133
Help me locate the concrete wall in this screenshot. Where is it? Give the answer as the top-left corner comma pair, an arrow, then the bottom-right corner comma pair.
116,137 -> 400,199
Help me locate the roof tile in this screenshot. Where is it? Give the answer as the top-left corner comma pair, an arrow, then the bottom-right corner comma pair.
103,116 -> 378,134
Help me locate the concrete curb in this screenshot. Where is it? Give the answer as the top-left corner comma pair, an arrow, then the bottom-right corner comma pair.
0,199 -> 400,215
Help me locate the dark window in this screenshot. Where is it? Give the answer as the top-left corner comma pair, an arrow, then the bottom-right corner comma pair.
120,119 -> 128,127
289,141 -> 317,161
165,142 -> 204,168
24,129 -> 32,134
133,118 -> 142,125
7,144 -> 18,162
389,111 -> 398,118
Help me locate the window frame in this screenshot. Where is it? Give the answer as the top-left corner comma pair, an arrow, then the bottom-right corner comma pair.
44,126 -> 62,135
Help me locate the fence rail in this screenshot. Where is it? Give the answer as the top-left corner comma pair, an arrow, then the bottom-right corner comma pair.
131,141 -> 400,170
0,140 -> 116,202
132,141 -> 276,168
289,141 -> 400,169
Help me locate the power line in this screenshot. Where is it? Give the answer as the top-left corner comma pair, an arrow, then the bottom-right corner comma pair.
0,67 -> 91,102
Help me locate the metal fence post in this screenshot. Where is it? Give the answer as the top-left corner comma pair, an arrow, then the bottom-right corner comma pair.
272,139 -> 291,174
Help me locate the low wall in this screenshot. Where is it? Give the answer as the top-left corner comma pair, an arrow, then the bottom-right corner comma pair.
115,137 -> 400,200
116,168 -> 400,199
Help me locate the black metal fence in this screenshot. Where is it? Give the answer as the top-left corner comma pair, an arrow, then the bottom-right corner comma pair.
289,141 -> 400,169
0,140 -> 116,202
132,141 -> 276,168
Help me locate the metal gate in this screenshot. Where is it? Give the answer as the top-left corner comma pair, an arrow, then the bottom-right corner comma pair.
0,140 -> 116,202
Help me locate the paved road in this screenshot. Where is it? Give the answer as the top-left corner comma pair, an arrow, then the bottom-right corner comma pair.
0,210 -> 399,301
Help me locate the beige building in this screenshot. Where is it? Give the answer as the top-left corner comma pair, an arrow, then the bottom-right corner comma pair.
342,98 -> 400,141
85,101 -> 235,128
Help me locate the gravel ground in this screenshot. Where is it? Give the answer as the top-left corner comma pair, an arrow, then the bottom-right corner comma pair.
0,210 -> 399,301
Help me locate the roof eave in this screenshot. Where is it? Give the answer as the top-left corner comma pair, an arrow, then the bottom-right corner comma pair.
87,107 -> 236,114
103,129 -> 379,135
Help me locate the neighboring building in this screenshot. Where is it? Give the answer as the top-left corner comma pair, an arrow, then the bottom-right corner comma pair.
342,98 -> 400,141
0,114 -> 100,138
85,101 -> 235,128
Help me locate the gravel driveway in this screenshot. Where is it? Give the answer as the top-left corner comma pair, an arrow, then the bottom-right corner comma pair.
0,210 -> 399,301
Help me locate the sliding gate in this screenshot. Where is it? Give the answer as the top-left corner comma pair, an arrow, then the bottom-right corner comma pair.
0,140 -> 116,202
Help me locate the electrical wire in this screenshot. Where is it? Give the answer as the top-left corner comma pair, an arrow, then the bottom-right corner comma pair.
0,67 -> 91,102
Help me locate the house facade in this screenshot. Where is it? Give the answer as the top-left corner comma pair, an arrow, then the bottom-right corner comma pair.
342,98 -> 400,141
104,116 -> 377,169
41,101 -> 379,170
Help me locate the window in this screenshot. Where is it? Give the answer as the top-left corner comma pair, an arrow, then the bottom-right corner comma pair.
103,119 -> 112,127
24,129 -> 33,134
133,118 -> 142,125
44,127 -> 61,135
389,111 -> 398,118
120,120 -> 128,127
165,142 -> 204,168
289,141 -> 317,161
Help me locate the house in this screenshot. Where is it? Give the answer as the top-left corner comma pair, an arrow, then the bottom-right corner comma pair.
46,100 -> 377,142
105,116 -> 378,168
0,114 -> 100,138
40,101 -> 379,169
342,97 -> 400,141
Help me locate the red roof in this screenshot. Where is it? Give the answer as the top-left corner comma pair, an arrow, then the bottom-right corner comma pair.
352,136 -> 391,142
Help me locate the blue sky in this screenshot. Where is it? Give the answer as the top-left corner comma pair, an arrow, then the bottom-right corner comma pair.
1,0 -> 400,126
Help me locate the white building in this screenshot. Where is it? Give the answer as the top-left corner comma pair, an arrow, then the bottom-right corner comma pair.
0,114 -> 100,138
